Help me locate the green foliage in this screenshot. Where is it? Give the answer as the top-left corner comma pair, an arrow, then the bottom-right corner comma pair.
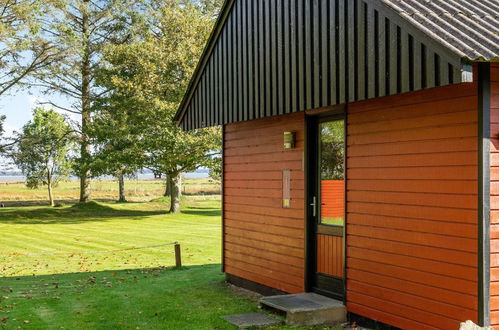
12,108 -> 73,204
96,0 -> 222,210
0,0 -> 59,96
320,120 -> 345,180
32,0 -> 143,202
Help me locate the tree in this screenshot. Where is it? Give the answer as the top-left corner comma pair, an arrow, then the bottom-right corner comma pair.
91,92 -> 145,202
97,0 -> 221,213
0,0 -> 59,97
13,108 -> 73,206
32,0 -> 141,203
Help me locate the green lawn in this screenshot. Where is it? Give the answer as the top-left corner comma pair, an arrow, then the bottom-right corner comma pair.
0,197 -> 338,329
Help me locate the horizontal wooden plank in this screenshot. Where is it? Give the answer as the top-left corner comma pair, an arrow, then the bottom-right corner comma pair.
347,236 -> 477,267
224,171 -> 304,181
347,213 -> 476,239
224,242 -> 303,268
348,268 -> 477,310
225,112 -> 304,133
348,137 -> 477,157
225,218 -> 304,239
347,191 -> 477,209
225,187 -> 304,199
348,202 -> 477,224
348,83 -> 476,114
225,201 -> 304,217
349,281 -> 476,329
225,265 -> 303,293
348,179 -> 477,194
224,234 -> 304,259
224,179 -> 304,190
225,151 -> 303,164
348,246 -> 476,281
224,211 -> 304,229
225,257 -> 303,287
347,166 -> 477,181
224,226 -> 304,248
347,224 -> 477,252
348,152 -> 477,168
347,123 -> 477,145
347,301 -> 435,330
348,96 -> 476,124
347,258 -> 477,295
349,110 -> 476,135
225,250 -> 303,277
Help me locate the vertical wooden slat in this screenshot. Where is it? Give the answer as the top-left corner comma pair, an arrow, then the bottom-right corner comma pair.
320,0 -> 328,107
252,0 -> 259,119
277,0 -> 284,115
366,3 -> 375,99
227,13 -> 234,123
241,0 -> 248,121
270,0 -> 277,116
389,21 -> 398,95
338,0 -> 346,104
289,0 -> 297,112
413,40 -> 422,90
304,0 -> 312,109
265,0 -> 272,116
236,1 -> 243,121
330,0 -> 337,105
246,0 -> 254,121
313,0 -> 320,109
357,0 -> 365,100
347,0 -> 355,102
426,48 -> 436,88
401,30 -> 410,93
297,0 -> 305,110
283,0 -> 291,113
258,0 -> 265,118
377,13 -> 386,97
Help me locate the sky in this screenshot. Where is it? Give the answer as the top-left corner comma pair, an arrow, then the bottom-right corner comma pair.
0,88 -> 73,137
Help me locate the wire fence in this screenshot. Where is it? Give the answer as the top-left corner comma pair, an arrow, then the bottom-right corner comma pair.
0,241 -> 179,257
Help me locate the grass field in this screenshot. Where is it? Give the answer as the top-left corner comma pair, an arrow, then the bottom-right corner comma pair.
0,177 -> 220,206
0,181 -> 339,329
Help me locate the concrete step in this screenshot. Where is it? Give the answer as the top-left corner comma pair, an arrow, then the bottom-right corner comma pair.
260,292 -> 346,327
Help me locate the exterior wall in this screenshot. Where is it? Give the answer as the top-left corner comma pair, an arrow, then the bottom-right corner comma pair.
223,112 -> 305,293
490,63 -> 499,327
346,83 -> 479,329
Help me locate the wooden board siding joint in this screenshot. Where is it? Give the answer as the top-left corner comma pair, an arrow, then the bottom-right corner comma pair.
478,62 -> 491,327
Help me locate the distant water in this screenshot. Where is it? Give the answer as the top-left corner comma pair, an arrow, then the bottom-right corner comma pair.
0,171 -> 209,182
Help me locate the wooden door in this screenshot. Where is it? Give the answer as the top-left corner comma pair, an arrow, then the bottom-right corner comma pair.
307,115 -> 345,299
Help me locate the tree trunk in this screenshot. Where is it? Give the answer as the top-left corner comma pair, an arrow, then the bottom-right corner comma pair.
47,170 -> 54,207
118,173 -> 126,202
79,0 -> 92,203
169,174 -> 182,213
164,175 -> 171,197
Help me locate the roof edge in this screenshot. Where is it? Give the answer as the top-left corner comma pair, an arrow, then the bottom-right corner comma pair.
174,0 -> 236,125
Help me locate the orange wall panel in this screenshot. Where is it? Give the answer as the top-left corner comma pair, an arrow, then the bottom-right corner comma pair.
490,63 -> 499,327
223,112 -> 305,293
346,82 -> 479,329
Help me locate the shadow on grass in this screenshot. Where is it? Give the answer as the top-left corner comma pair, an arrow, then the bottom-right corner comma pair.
181,207 -> 222,217
0,201 -> 169,225
0,264 -> 258,330
0,200 -> 222,225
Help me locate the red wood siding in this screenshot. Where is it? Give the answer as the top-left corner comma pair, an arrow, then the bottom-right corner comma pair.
223,112 -> 305,293
489,63 -> 499,327
346,83 -> 479,329
317,234 -> 344,277
321,180 -> 345,219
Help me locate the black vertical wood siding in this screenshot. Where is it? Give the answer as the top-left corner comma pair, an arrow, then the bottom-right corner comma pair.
178,0 -> 465,130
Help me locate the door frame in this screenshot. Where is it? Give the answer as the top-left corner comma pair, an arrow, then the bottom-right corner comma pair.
304,105 -> 347,302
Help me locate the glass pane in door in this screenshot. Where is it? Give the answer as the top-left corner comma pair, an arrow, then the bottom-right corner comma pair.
319,119 -> 345,226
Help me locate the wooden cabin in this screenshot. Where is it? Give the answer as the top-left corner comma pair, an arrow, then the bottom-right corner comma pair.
175,0 -> 499,328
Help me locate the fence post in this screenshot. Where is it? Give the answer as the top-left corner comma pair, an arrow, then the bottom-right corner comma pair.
174,242 -> 182,268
